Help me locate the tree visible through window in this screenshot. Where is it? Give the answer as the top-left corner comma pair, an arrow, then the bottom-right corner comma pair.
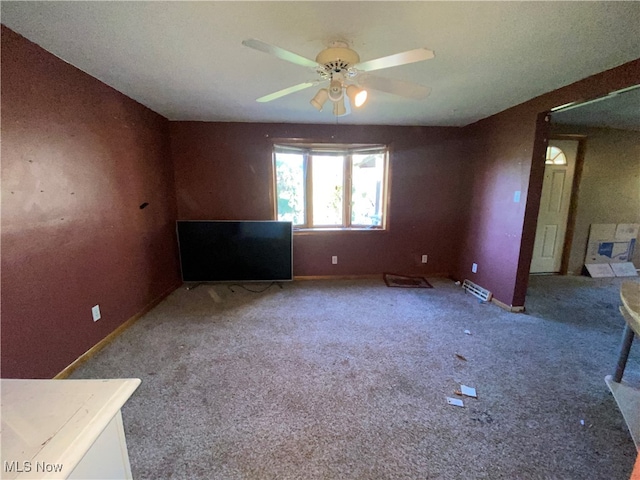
274,145 -> 388,229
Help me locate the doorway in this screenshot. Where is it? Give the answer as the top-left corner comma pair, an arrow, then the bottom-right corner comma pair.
530,139 -> 579,274
521,84 -> 640,300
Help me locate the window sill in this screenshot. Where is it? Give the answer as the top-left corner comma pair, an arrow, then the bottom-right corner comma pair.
293,227 -> 387,235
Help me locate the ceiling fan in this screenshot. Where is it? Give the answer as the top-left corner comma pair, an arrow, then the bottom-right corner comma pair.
242,39 -> 435,116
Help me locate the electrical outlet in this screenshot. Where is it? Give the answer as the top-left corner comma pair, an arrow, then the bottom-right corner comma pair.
472,263 -> 478,274
421,255 -> 428,264
91,305 -> 101,322
332,256 -> 338,265
513,190 -> 521,203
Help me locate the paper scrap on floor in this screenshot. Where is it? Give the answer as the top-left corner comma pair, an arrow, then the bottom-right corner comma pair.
447,397 -> 464,407
208,288 -> 223,303
460,385 -> 477,398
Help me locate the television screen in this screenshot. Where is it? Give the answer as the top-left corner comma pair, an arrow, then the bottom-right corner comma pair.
176,221 -> 293,282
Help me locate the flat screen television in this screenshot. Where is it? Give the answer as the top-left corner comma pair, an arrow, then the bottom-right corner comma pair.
176,220 -> 293,282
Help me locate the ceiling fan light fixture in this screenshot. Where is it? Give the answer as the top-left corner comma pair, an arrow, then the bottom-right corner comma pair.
315,42 -> 360,67
328,79 -> 344,102
346,85 -> 368,108
310,88 -> 329,111
333,96 -> 347,116
242,39 -> 435,117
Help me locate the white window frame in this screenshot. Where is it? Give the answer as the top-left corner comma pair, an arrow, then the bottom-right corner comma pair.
273,144 -> 390,231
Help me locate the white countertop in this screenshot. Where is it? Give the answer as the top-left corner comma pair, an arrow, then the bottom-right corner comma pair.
1,379 -> 140,480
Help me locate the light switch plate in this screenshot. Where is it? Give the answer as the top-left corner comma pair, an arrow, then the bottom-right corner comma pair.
92,305 -> 101,322
513,190 -> 521,203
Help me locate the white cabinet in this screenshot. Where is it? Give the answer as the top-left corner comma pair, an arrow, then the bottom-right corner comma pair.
1,379 -> 140,479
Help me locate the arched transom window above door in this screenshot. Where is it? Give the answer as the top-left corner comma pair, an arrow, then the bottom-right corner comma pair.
545,146 -> 568,165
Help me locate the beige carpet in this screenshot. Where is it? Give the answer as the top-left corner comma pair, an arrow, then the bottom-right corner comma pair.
70,275 -> 639,479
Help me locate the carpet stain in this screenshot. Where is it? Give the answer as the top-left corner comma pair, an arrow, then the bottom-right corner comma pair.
471,410 -> 495,425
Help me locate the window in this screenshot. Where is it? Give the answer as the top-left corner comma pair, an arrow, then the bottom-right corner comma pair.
545,146 -> 567,165
274,144 -> 389,230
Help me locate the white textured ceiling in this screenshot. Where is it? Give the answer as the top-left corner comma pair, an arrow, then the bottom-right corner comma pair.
2,1 -> 639,126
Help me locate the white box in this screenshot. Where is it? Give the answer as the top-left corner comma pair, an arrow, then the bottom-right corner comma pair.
611,262 -> 639,277
589,224 -> 617,241
585,223 -> 638,264
585,263 -> 615,278
615,224 -> 640,241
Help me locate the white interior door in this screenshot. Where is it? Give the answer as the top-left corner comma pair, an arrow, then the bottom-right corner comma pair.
530,139 -> 578,273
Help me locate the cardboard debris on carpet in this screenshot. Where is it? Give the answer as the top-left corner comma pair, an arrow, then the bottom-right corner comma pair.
383,273 -> 433,288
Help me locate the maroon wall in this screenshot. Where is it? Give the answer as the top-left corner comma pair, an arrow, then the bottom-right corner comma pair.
170,122 -> 469,277
1,27 -> 182,378
3,25 -> 634,380
457,59 -> 640,307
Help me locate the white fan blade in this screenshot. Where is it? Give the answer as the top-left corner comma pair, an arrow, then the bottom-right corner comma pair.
242,39 -> 320,69
256,82 -> 317,103
358,75 -> 431,99
355,48 -> 435,72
